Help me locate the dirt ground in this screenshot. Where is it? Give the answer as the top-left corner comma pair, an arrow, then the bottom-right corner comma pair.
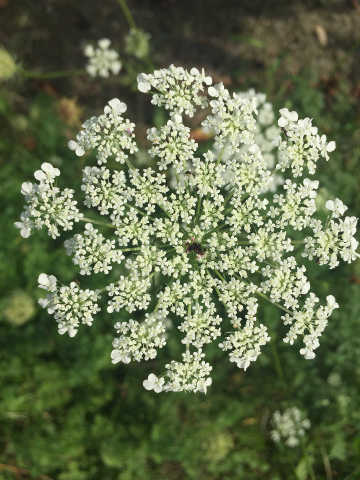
2,0 -> 360,104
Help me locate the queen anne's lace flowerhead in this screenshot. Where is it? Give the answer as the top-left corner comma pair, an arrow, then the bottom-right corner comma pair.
16,65 -> 359,394
271,407 -> 311,447
84,38 -> 122,78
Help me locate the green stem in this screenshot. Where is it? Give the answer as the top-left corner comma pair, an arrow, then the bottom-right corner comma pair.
270,337 -> 286,385
320,445 -> 333,480
223,187 -> 235,210
203,222 -> 230,239
117,0 -> 137,29
194,195 -> 202,225
157,203 -> 171,220
292,239 -> 305,245
213,269 -> 226,283
256,291 -> 292,315
129,204 -> 147,217
125,157 -> 136,170
81,217 -> 116,229
20,68 -> 86,79
302,442 -> 316,480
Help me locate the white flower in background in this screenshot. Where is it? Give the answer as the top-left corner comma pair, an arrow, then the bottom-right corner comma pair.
271,407 -> 311,447
17,65 -> 358,393
125,28 -> 151,59
84,38 -> 122,78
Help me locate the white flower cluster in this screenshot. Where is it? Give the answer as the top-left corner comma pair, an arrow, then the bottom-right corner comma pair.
15,162 -> 82,239
203,83 -> 257,148
303,199 -> 358,268
282,294 -> 339,359
143,351 -> 212,394
137,65 -> 212,116
125,28 -> 151,59
277,108 -> 336,177
38,273 -> 100,338
271,407 -> 311,447
204,89 -> 282,193
148,117 -> 197,173
84,38 -> 122,78
64,223 -> 124,275
111,312 -> 167,364
68,98 -> 137,163
17,65 -> 358,394
219,322 -> 270,371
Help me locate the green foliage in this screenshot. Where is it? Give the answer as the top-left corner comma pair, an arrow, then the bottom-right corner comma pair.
1,65 -> 360,479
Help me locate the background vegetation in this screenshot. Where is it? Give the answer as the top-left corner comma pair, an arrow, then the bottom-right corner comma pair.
1,0 -> 360,478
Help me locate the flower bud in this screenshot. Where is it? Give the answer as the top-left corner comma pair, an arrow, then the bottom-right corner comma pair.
0,48 -> 17,80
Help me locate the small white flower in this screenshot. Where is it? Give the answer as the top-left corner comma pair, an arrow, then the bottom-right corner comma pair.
326,140 -> 336,152
34,169 -> 47,182
98,38 -> 111,49
38,273 -> 57,292
41,162 -> 60,178
278,108 -> 298,127
14,219 -> 31,238
325,198 -> 347,218
68,140 -> 85,157
21,182 -> 33,196
105,98 -> 127,115
137,73 -> 151,93
143,373 -> 164,393
208,86 -> 219,97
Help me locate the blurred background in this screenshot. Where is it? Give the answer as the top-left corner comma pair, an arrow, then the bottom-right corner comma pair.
1,0 -> 360,478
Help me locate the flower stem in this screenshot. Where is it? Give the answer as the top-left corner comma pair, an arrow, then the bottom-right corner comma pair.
213,269 -> 226,283
256,291 -> 292,315
270,337 -> 286,385
320,445 -> 333,480
117,0 -> 137,29
194,195 -> 202,225
203,222 -> 230,239
292,239 -> 305,245
223,187 -> 235,210
125,157 -> 136,170
20,68 -> 86,79
81,217 -> 116,229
